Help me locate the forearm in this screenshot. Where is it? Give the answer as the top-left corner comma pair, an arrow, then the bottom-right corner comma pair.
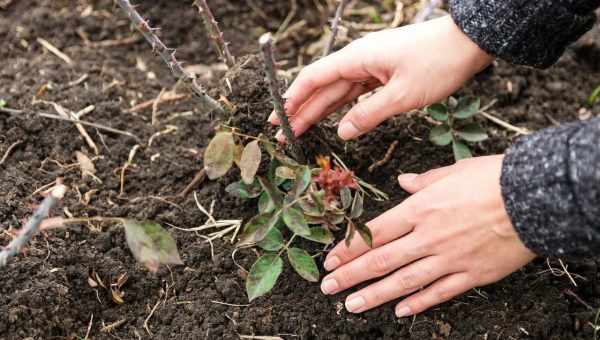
501,118 -> 600,256
449,0 -> 599,68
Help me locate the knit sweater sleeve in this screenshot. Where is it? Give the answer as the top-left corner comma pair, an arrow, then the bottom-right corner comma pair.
501,118 -> 600,256
448,0 -> 599,68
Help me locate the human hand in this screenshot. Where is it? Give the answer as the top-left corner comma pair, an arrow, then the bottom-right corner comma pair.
269,16 -> 494,141
320,155 -> 536,317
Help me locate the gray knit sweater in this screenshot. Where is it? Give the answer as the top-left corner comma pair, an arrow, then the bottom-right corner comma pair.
449,0 -> 600,256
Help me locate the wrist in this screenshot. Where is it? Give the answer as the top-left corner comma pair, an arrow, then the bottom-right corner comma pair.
445,15 -> 494,75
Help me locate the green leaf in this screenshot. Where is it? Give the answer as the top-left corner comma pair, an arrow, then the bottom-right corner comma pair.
452,140 -> 472,161
310,190 -> 326,212
122,220 -> 183,273
293,166 -> 312,197
257,228 -> 284,251
258,176 -> 283,206
345,219 -> 356,248
454,97 -> 480,119
263,142 -> 299,167
275,166 -> 296,179
298,198 -> 324,217
429,124 -> 452,146
0,99 -> 6,108
327,211 -> 346,226
340,187 -> 352,210
239,140 -> 262,184
589,85 -> 600,107
287,247 -> 319,282
427,103 -> 448,122
237,212 -> 281,246
267,159 -> 286,186
300,227 -> 334,245
204,132 -> 235,180
356,223 -> 373,248
246,254 -> 283,301
226,180 -> 262,199
258,191 -> 275,214
350,192 -> 364,219
456,123 -> 488,142
282,206 -> 311,235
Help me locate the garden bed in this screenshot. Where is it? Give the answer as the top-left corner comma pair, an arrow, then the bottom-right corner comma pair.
1,1 -> 600,339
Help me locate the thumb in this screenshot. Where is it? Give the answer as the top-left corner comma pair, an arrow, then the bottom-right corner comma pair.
398,165 -> 457,193
337,80 -> 407,140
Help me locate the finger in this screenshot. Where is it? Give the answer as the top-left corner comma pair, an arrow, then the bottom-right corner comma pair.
321,233 -> 437,295
287,80 -> 355,137
323,196 -> 419,272
338,80 -> 407,140
322,81 -> 382,116
343,256 -> 451,313
397,164 -> 457,194
395,272 -> 472,318
274,82 -> 381,142
284,48 -> 371,116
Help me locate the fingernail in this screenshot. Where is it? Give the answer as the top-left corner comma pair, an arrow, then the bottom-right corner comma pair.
268,111 -> 279,124
397,174 -> 418,185
321,278 -> 339,295
324,256 -> 341,271
338,121 -> 359,140
395,306 -> 412,318
275,130 -> 285,142
345,296 -> 366,313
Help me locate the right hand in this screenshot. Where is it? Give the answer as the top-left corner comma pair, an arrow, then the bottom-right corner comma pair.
269,16 -> 494,140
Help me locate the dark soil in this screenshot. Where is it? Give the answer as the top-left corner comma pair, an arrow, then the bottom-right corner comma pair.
1,1 -> 600,339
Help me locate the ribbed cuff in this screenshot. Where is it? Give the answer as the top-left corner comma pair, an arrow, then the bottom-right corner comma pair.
501,119 -> 600,256
449,0 -> 597,68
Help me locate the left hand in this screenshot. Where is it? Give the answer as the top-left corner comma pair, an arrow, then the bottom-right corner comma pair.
320,155 -> 536,317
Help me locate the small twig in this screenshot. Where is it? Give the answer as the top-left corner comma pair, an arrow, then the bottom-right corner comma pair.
84,314 -> 94,340
275,0 -> 298,39
49,102 -> 99,155
193,0 -> 235,68
119,144 -> 141,196
101,319 -> 126,333
210,300 -> 250,307
114,0 -> 224,115
412,0 -> 442,24
368,140 -> 399,173
148,125 -> 178,147
565,289 -> 594,311
125,91 -> 188,114
0,107 -> 141,142
0,140 -> 23,166
144,292 -> 163,335
151,88 -> 167,125
479,111 -> 531,135
37,38 -> 73,65
0,181 -> 67,267
239,336 -> 283,340
259,33 -> 305,163
322,0 -> 348,57
178,169 -> 207,197
559,258 -> 578,287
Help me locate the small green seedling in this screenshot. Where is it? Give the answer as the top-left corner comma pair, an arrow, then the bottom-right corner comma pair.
204,127 -> 378,301
588,85 -> 600,107
0,99 -> 6,108
427,96 -> 488,161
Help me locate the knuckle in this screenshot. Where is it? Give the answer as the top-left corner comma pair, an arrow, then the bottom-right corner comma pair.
432,285 -> 453,303
336,268 -> 355,287
368,251 -> 392,275
397,273 -> 419,292
350,101 -> 370,130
